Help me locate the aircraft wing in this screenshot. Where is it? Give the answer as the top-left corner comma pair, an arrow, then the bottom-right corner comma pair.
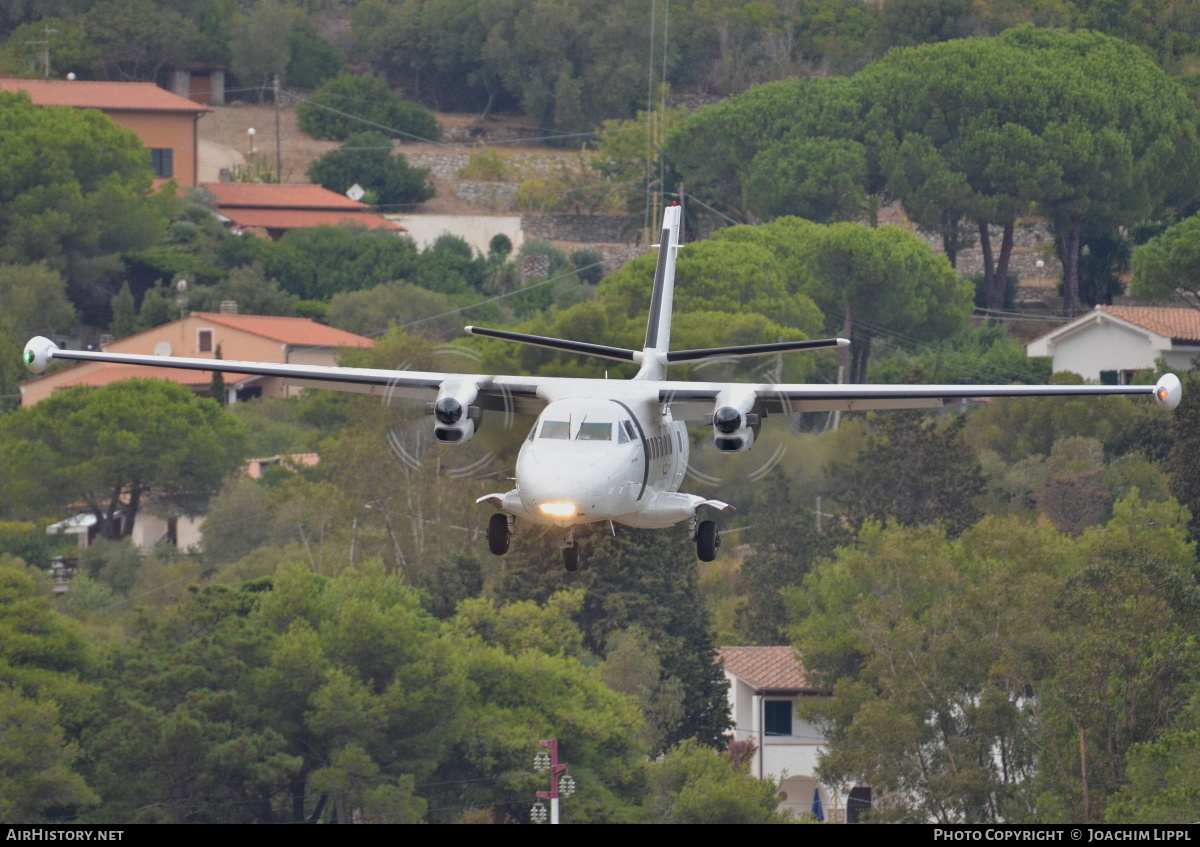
21,339 -> 548,415
658,375 -> 1183,420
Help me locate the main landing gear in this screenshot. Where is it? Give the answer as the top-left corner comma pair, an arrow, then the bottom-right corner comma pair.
694,518 -> 720,562
487,513 -> 512,555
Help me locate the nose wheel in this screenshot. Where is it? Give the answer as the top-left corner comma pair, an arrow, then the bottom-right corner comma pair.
487,513 -> 512,556
695,519 -> 719,562
562,527 -> 579,572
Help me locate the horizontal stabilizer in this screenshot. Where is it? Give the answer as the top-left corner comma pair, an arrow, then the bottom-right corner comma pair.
666,337 -> 848,363
465,326 -> 639,363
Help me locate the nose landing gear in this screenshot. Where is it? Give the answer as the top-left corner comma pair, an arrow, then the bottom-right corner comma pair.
562,527 -> 579,572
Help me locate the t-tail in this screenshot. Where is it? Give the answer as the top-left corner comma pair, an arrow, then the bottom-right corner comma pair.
634,203 -> 683,380
463,205 -> 848,375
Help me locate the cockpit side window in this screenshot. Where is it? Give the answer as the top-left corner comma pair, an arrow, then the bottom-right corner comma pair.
576,422 -> 612,441
539,420 -> 571,439
622,421 -> 637,441
617,424 -> 630,444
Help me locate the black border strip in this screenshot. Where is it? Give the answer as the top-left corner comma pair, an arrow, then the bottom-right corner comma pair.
668,337 -> 845,363
611,399 -> 649,501
465,326 -> 637,362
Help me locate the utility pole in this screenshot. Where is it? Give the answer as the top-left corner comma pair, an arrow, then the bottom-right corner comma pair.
27,24 -> 59,78
531,739 -> 575,824
273,75 -> 282,183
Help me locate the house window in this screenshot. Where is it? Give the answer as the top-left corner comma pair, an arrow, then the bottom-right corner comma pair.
764,700 -> 792,736
150,148 -> 174,178
197,329 -> 213,353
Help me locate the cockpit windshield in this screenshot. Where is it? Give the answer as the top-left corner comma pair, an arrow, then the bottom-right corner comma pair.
539,420 -> 571,439
576,422 -> 612,441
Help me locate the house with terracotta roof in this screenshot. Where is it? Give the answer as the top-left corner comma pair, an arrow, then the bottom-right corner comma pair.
0,78 -> 209,187
1026,305 -> 1200,383
203,182 -> 405,240
20,308 -> 372,406
718,646 -> 870,822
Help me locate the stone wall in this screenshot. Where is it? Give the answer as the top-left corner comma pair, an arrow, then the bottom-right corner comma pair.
403,150 -> 579,182
455,181 -> 519,207
591,244 -> 652,272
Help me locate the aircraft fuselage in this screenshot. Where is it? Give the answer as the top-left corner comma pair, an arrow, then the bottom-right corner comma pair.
485,396 -> 694,530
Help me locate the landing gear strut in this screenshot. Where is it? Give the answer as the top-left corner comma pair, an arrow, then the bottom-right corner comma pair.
562,527 -> 579,572
487,513 -> 512,555
695,519 -> 719,562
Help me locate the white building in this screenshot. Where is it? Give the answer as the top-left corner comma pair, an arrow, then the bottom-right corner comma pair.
718,646 -> 870,822
1026,305 -> 1200,383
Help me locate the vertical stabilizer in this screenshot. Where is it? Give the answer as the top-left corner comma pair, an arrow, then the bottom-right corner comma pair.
636,204 -> 682,380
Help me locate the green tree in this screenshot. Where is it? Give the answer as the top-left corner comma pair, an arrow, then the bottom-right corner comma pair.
83,0 -> 194,81
431,590 -> 647,823
229,0 -> 295,101
263,226 -> 420,301
640,740 -> 791,824
788,518 -> 1077,822
187,264 -> 298,316
999,27 -> 1200,314
308,131 -> 434,208
735,470 -> 851,646
789,221 -> 972,382
109,281 -> 136,338
0,91 -> 172,323
84,563 -> 465,823
1106,694 -> 1200,824
0,262 -> 75,409
1131,214 -> 1200,308
0,380 -> 247,540
826,411 -> 986,537
0,556 -> 97,822
1033,496 -> 1200,822
325,281 -> 458,337
297,73 -> 442,143
285,15 -> 343,92
0,17 -> 99,78
1168,370 -> 1200,541
743,136 -> 868,224
666,76 -> 869,225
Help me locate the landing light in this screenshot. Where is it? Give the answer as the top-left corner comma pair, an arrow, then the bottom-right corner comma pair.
539,502 -> 577,518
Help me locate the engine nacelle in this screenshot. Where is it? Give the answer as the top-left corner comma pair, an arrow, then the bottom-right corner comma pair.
708,403 -> 760,453
427,380 -> 482,444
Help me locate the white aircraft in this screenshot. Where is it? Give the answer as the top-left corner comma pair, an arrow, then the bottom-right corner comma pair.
24,206 -> 1183,570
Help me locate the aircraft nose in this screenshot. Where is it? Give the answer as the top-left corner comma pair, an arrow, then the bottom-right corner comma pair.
520,460 -> 627,520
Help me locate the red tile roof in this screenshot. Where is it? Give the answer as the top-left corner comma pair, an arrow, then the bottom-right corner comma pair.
220,208 -> 403,232
203,183 -> 404,233
0,78 -> 208,112
191,313 -> 374,348
1098,305 -> 1200,343
718,646 -> 815,692
204,182 -> 368,210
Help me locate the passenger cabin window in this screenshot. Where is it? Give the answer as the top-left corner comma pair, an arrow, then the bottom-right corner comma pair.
539,420 -> 570,439
576,422 -> 612,441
